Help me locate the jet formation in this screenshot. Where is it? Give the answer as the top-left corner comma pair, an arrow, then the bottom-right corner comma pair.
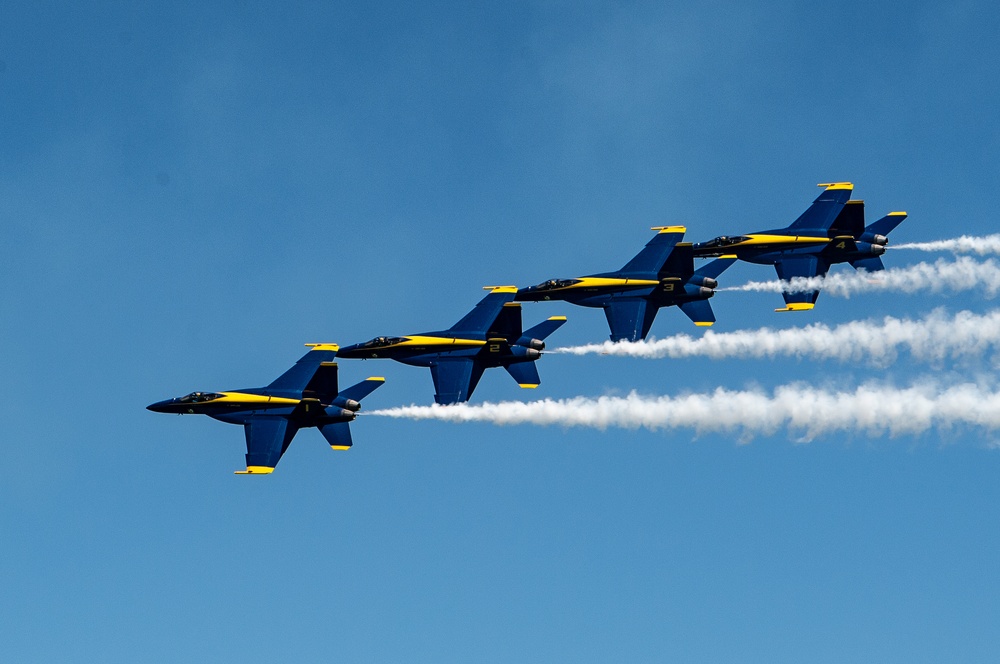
149,181 -> 909,473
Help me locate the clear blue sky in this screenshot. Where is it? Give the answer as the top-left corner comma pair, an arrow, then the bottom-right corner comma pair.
3,2 -> 1000,661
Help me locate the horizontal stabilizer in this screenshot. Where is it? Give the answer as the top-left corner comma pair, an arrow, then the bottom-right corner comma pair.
865,212 -> 907,238
850,256 -> 885,272
338,376 -> 386,403
521,316 -> 567,342
505,361 -> 541,388
678,299 -> 716,327
319,422 -> 353,450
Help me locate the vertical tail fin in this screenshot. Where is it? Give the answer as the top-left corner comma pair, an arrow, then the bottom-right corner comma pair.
619,226 -> 686,276
267,345 -> 340,395
448,287 -> 518,334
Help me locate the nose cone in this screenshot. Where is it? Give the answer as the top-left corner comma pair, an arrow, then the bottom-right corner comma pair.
146,399 -> 177,413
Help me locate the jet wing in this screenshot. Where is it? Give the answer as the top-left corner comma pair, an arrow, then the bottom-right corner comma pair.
429,360 -> 486,405
236,417 -> 299,474
773,256 -> 830,312
603,299 -> 659,342
787,183 -> 853,232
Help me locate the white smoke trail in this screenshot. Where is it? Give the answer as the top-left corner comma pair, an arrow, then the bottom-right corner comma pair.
722,257 -> 1000,298
368,381 -> 1000,441
893,234 -> 1000,256
554,308 -> 1000,364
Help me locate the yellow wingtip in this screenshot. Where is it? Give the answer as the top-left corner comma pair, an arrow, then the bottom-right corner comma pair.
718,254 -> 738,259
548,316 -> 567,321
694,322 -> 714,327
483,285 -> 518,293
235,466 -> 274,475
330,445 -> 351,451
817,182 -> 854,190
305,343 -> 340,352
774,303 -> 815,312
889,211 -> 907,216
519,384 -> 540,389
366,376 -> 386,382
651,225 -> 686,233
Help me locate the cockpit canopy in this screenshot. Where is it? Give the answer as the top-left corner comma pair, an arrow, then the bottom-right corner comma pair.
699,235 -> 751,248
532,278 -> 581,290
176,392 -> 223,404
362,336 -> 408,348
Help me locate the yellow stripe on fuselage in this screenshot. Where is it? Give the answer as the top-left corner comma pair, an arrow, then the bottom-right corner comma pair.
215,392 -> 302,407
553,277 -> 660,291
732,234 -> 831,247
392,336 -> 487,349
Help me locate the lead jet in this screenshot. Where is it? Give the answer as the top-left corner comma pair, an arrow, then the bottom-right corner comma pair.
692,182 -> 907,311
337,287 -> 566,405
515,226 -> 736,342
147,345 -> 384,474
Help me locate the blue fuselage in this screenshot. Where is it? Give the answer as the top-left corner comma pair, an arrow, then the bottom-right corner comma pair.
146,388 -> 355,427
337,330 -> 541,368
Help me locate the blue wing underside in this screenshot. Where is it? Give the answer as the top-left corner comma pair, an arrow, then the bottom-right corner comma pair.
774,256 -> 830,307
603,300 -> 659,342
430,360 -> 485,405
244,417 -> 299,469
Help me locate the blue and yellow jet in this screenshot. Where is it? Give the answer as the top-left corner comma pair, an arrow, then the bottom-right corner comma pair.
515,226 -> 736,342
146,345 -> 385,474
336,287 -> 566,405
692,182 -> 907,311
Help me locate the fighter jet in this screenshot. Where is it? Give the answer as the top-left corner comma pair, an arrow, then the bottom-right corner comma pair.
336,287 -> 566,405
515,226 -> 736,342
692,182 -> 907,311
146,345 -> 384,474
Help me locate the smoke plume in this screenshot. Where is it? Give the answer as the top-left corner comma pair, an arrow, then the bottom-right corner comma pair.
893,234 -> 1000,256
721,257 -> 1000,298
554,308 -> 1000,364
369,381 -> 1000,441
